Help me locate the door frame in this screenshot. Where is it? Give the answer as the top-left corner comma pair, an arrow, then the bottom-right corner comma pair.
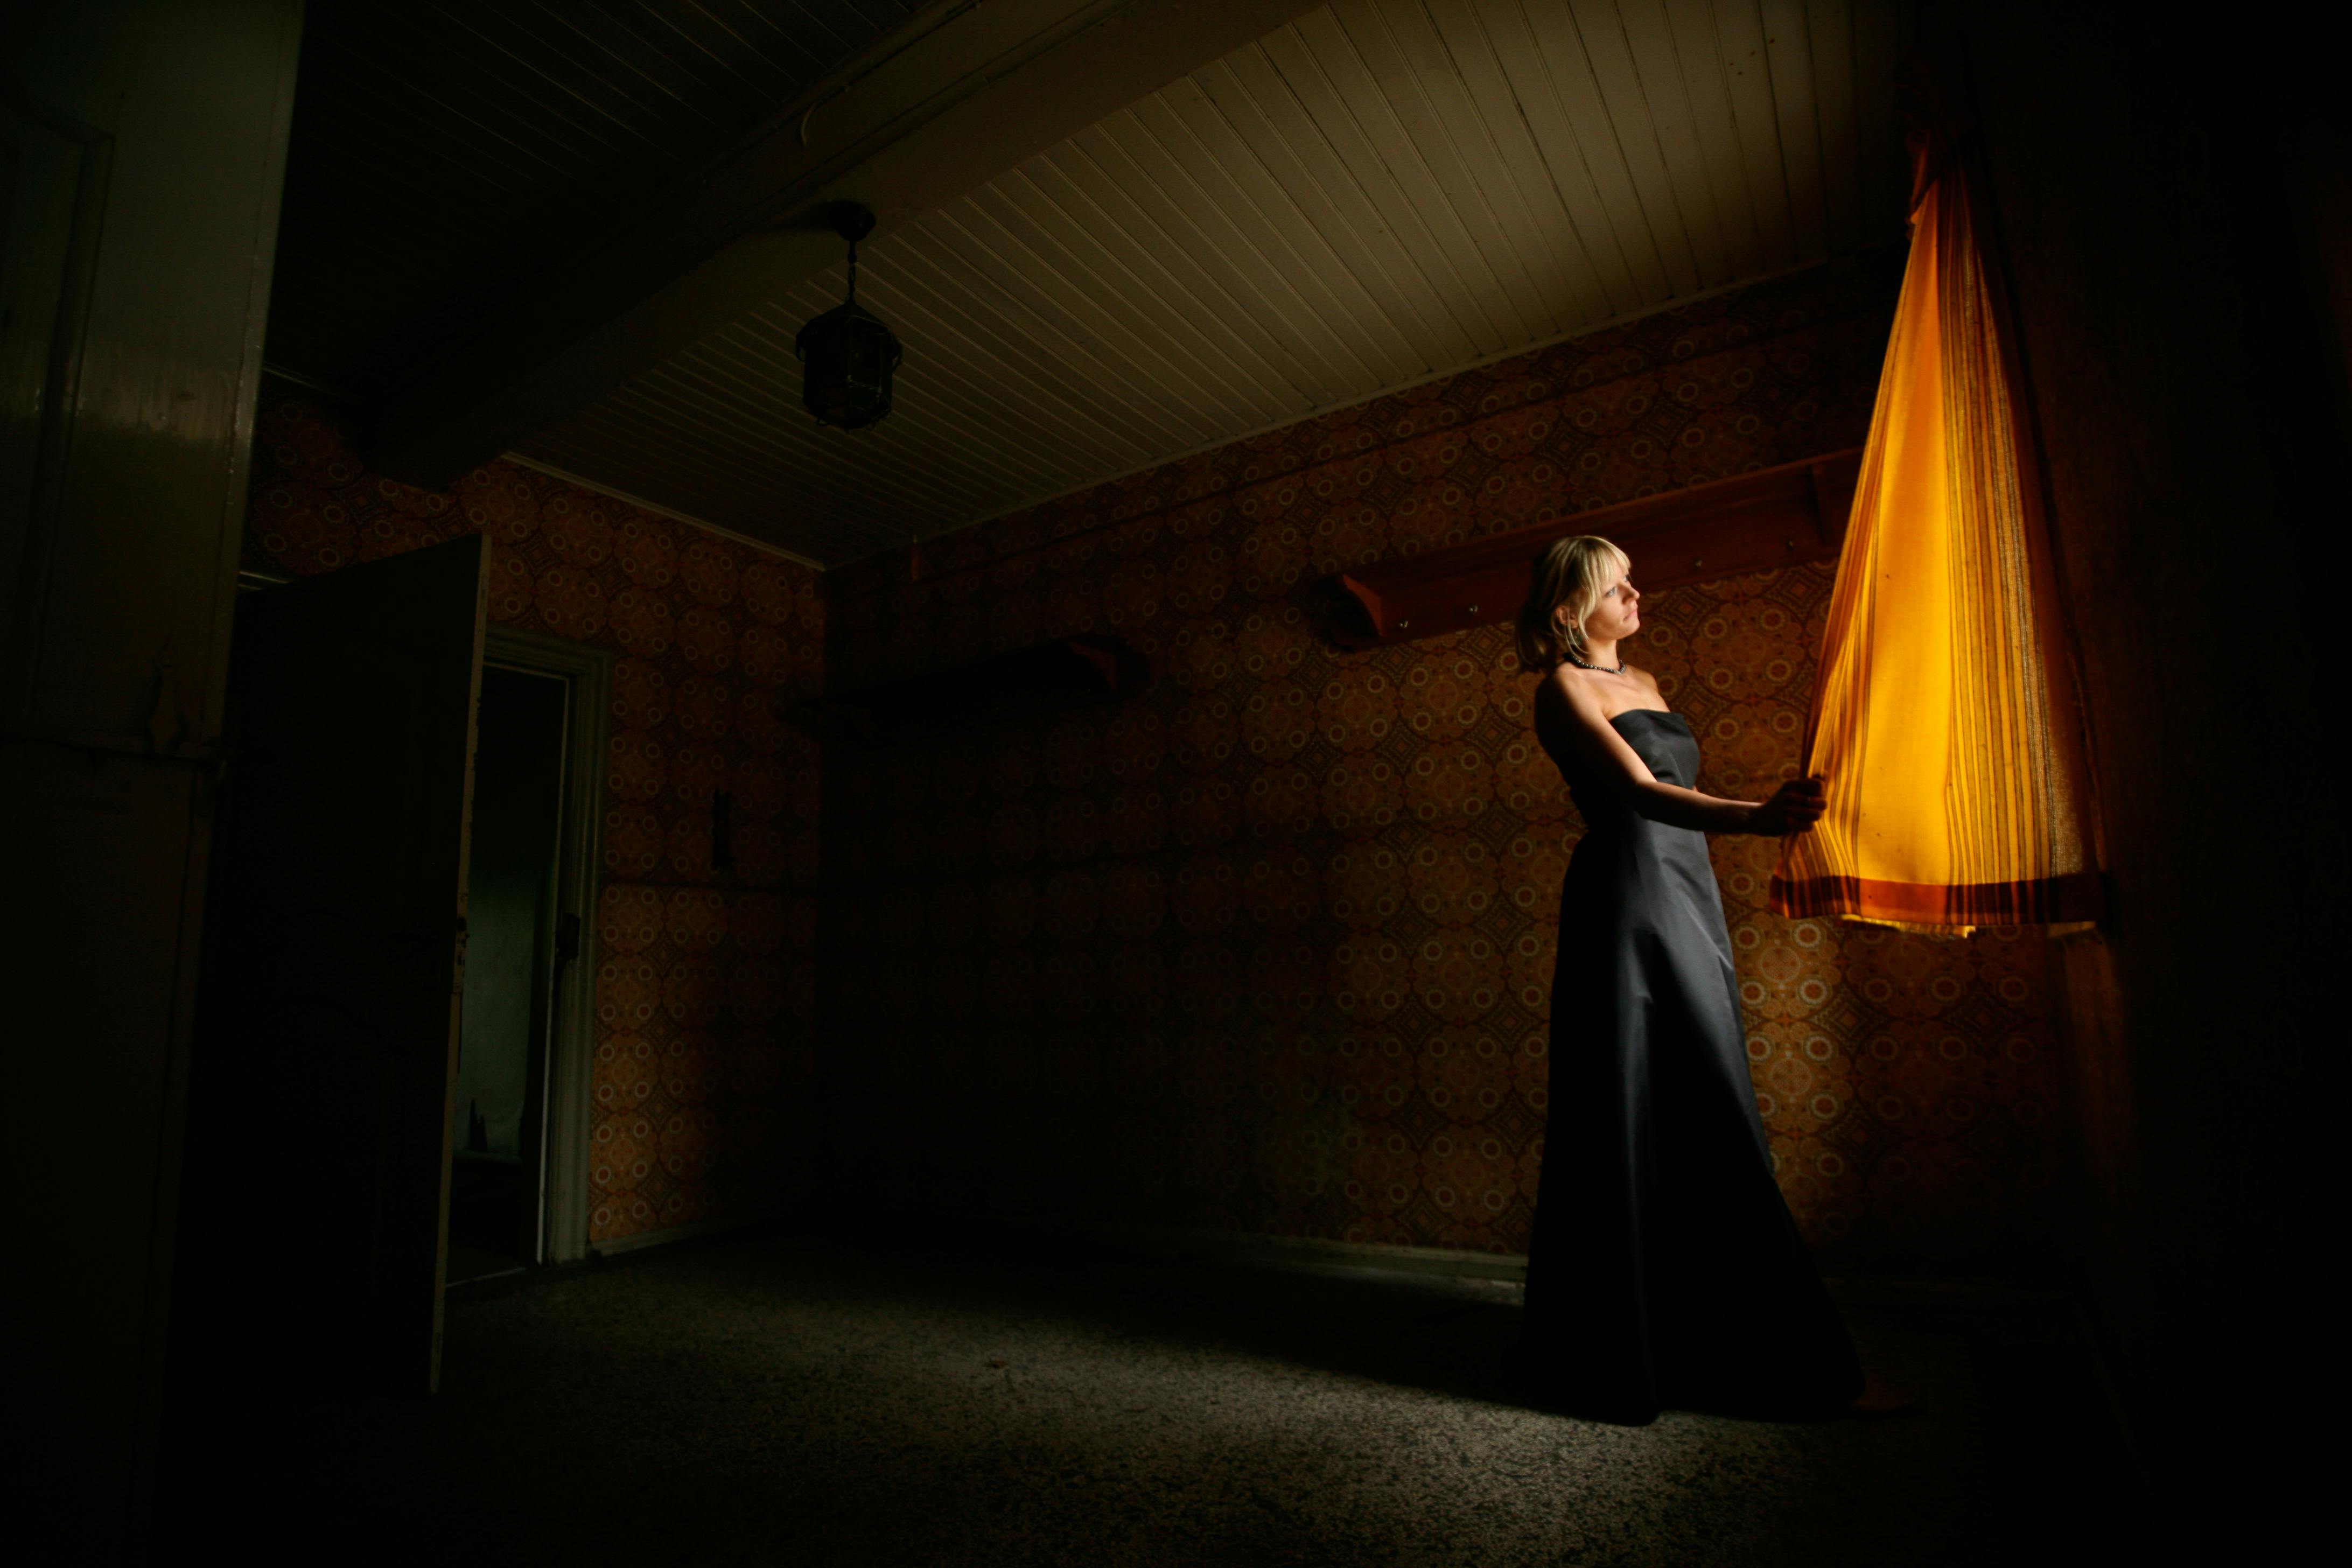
481,622 -> 610,1266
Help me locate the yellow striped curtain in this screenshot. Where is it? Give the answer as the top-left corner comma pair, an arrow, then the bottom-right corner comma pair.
1771,139 -> 2101,932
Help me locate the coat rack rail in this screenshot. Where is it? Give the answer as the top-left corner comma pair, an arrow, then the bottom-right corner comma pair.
1327,448 -> 1863,650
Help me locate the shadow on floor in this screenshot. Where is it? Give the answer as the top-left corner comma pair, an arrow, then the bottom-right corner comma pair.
160,1233 -> 2142,1566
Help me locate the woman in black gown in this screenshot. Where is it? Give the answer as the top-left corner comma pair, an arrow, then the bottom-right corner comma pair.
1515,535 -> 1866,1424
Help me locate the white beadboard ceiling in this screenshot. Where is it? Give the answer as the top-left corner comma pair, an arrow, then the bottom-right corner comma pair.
513,0 -> 1902,566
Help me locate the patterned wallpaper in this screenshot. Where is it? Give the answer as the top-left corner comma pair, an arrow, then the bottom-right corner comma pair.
823,268 -> 2067,1269
243,380 -> 826,1243
240,261 -> 2068,1270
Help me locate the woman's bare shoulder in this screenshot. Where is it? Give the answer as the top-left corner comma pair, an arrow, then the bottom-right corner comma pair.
1535,662 -> 1604,715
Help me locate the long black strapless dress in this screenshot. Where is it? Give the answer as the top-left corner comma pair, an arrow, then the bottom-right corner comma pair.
1521,709 -> 1863,1423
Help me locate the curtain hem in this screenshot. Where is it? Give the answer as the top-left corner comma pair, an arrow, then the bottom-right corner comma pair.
1767,870 -> 2102,927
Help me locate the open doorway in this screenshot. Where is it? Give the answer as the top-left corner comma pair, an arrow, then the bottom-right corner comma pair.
179,544 -> 617,1397
447,663 -> 565,1283
213,564 -> 610,1306
451,624 -> 608,1282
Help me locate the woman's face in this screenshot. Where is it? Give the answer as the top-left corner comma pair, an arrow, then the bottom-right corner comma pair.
1565,568 -> 1641,645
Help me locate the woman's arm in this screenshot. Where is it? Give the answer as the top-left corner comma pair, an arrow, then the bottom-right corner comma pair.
1532,668 -> 1824,836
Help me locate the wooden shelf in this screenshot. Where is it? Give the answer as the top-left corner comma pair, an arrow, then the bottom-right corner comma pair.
1328,447 -> 1862,649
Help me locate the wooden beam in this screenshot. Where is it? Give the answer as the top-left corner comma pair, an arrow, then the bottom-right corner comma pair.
367,0 -> 1325,491
1329,449 -> 1863,649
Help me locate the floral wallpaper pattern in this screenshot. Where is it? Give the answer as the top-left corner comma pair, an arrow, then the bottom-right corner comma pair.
822,268 -> 2067,1268
243,380 -> 825,1243
240,262 -> 2067,1269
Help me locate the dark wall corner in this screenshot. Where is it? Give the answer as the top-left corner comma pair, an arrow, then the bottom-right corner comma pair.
1958,3 -> 2338,1536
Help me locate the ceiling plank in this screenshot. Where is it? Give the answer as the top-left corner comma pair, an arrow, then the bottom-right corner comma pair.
368,0 -> 1326,489
1291,4 -> 1531,352
1417,0 -> 1615,332
1151,75 -> 1420,389
1803,0 -> 1865,254
1342,0 -> 1558,340
1706,0 -> 1803,270
1193,50 -> 1463,374
1563,0 -> 1707,297
1850,0 -> 1902,215
1056,115 -> 1341,410
1253,17 -> 1503,355
1112,96 -> 1381,398
1759,0 -> 1830,260
1618,0 -> 1740,287
1484,0 -> 1662,314
963,164 -> 1285,432
941,184 -> 1248,443
1006,142 -> 1303,414
879,216 -> 1188,462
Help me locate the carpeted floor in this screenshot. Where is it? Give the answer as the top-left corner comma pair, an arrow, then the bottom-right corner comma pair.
173,1235 -> 2135,1565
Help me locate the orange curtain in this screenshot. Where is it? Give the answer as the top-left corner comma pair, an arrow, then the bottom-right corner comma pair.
1771,138 -> 2101,931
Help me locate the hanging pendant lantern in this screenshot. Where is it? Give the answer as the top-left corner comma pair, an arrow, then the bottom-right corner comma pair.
796,202 -> 901,430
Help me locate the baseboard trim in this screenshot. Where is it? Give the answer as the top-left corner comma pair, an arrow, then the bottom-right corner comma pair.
587,1213 -> 768,1258
1042,1220 -> 1530,1286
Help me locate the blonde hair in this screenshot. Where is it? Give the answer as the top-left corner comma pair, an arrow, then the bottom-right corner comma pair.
1515,535 -> 1630,670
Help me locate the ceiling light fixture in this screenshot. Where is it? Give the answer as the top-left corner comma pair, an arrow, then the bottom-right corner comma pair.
796,202 -> 901,430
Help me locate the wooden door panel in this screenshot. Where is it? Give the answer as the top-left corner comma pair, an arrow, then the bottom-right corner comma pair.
176,535 -> 487,1397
